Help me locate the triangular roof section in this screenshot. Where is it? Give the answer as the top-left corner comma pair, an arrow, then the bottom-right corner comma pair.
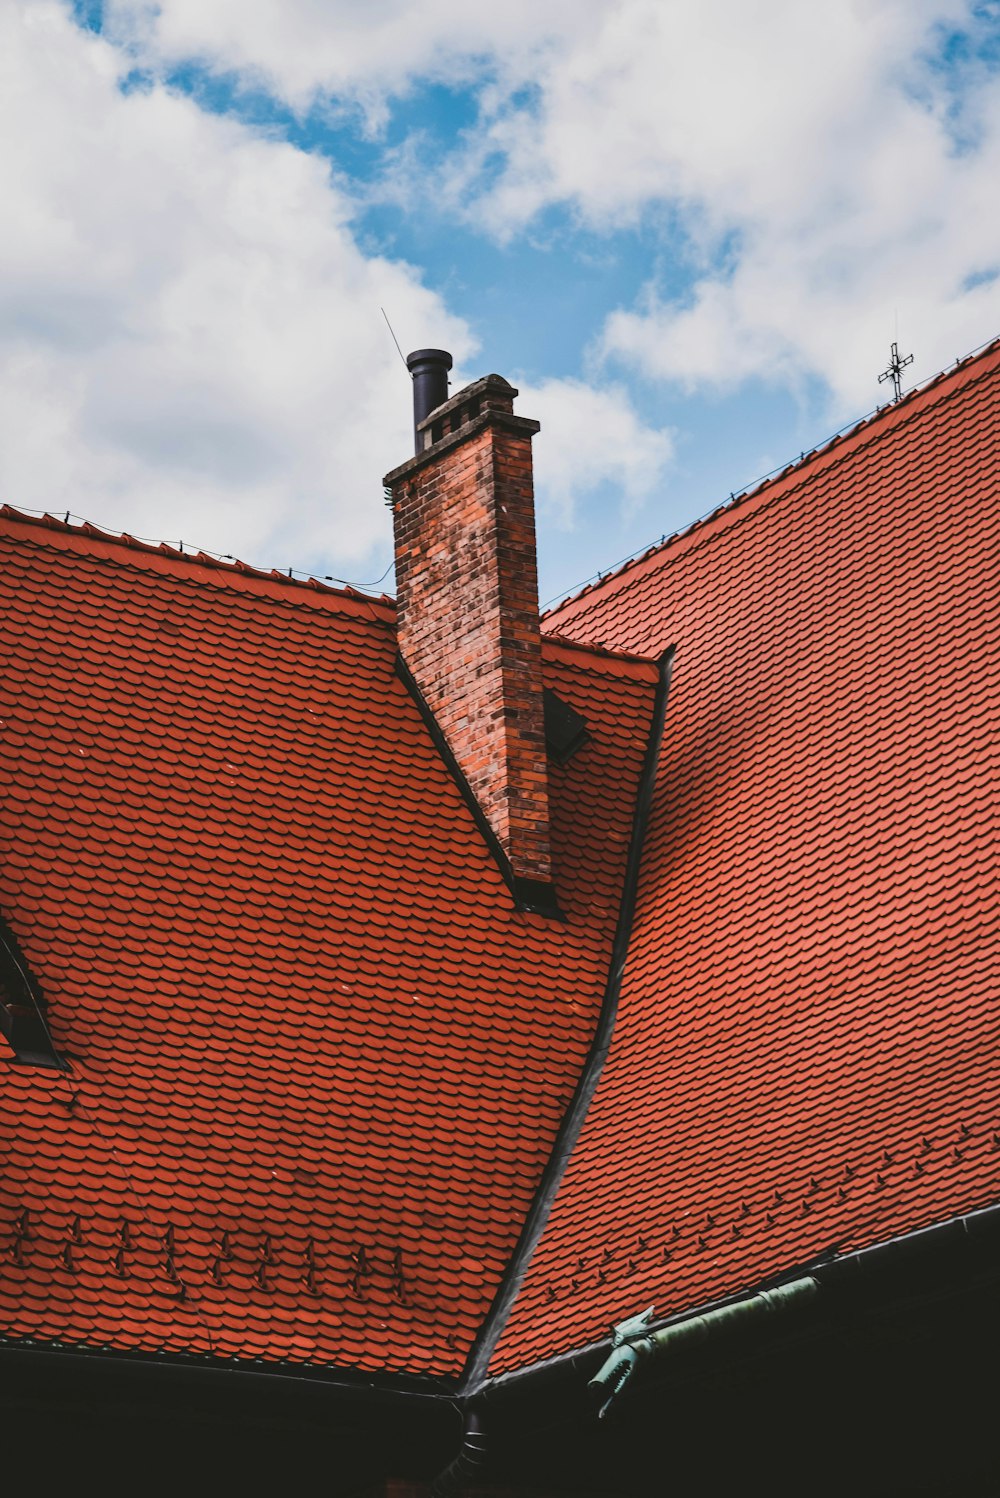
486,338 -> 1000,1375
0,507 -> 662,1380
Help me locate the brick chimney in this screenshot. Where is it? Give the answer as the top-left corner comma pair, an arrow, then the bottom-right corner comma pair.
384,356 -> 555,913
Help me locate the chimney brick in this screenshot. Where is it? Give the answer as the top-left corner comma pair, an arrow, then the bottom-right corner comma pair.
385,375 -> 553,894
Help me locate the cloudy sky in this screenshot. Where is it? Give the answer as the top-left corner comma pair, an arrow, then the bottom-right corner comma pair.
3,2 -> 999,603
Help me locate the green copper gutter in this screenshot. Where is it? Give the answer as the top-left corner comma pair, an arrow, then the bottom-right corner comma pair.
589,1276 -> 821,1417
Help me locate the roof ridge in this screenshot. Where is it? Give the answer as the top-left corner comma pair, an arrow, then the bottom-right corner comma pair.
543,631 -> 659,672
0,505 -> 397,618
544,333 -> 1000,623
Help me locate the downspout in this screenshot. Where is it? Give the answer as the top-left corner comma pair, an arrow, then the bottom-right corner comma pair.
589,1276 -> 820,1417
429,1404 -> 488,1498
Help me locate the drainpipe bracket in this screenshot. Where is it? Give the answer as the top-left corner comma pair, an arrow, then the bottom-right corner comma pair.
611,1306 -> 657,1346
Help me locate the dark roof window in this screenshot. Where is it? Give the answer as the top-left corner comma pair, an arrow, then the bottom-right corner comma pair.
0,920 -> 62,1069
544,688 -> 590,764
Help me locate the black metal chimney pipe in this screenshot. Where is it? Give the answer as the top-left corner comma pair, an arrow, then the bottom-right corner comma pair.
406,348 -> 452,454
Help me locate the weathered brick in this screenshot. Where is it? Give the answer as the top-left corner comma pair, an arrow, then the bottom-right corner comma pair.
390,382 -> 552,887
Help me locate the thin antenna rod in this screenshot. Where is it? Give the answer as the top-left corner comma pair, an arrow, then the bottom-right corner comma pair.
380,307 -> 408,369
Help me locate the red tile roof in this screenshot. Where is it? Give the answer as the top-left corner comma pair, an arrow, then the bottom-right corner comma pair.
0,509 -> 660,1377
490,339 -> 1000,1373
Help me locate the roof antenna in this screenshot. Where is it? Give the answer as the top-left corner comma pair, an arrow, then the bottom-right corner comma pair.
380,308 -> 408,370
878,340 -> 914,403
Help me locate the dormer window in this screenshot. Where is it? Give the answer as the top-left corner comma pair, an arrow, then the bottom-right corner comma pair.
0,920 -> 63,1069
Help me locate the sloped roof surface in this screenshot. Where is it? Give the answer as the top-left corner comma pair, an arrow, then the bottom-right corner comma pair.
491,341 -> 1000,1372
0,512 -> 659,1378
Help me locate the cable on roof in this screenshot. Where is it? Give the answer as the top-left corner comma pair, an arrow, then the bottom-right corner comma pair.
1,505 -> 394,596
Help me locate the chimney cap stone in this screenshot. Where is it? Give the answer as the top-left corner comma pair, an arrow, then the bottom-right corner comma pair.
415,374 -> 518,433
383,374 -> 538,488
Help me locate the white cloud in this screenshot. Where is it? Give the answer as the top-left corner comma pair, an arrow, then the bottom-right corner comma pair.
456,0 -> 1000,410
457,2 -> 961,226
581,3 -> 1000,411
102,0 -> 592,121
5,0 -> 996,582
0,1 -> 476,574
521,378 -> 674,528
96,0 -> 1000,416
1,3 -> 670,576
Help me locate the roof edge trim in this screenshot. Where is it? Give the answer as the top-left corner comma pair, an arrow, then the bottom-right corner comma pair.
0,1334 -> 460,1404
542,634 -> 660,677
477,1195 -> 1000,1396
459,645 -> 676,1391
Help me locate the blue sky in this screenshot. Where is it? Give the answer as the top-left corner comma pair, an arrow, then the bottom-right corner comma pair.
2,2 -> 999,604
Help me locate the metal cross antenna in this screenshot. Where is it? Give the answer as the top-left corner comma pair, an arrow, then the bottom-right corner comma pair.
878,340 -> 914,403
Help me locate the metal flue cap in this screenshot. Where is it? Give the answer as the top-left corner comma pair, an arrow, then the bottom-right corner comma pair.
406,349 -> 452,453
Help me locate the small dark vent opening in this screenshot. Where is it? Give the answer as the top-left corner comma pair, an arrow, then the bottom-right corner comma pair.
544,689 -> 590,764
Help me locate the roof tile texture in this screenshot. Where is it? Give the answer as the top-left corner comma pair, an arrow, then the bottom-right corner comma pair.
0,515 -> 658,1376
491,342 -> 1000,1372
